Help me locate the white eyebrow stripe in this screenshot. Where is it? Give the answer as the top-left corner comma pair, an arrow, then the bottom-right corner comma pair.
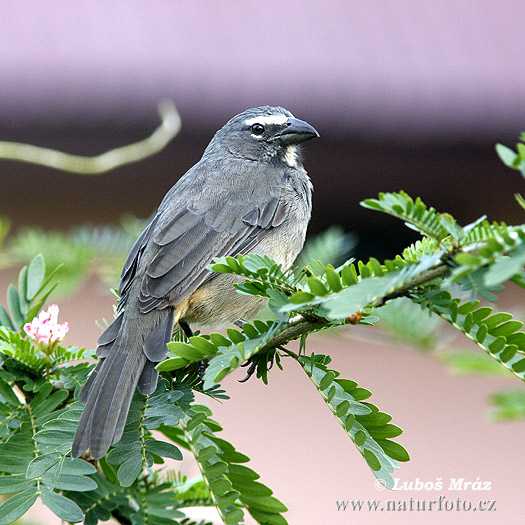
245,114 -> 290,126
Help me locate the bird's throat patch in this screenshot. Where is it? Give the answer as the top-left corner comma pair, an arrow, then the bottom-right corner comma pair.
282,145 -> 298,167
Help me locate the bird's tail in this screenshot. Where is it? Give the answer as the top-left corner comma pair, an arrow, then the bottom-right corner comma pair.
72,307 -> 174,459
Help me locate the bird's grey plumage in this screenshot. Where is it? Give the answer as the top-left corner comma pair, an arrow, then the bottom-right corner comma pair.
72,106 -> 318,459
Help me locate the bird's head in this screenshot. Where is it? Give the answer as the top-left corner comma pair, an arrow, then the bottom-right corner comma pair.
208,106 -> 319,167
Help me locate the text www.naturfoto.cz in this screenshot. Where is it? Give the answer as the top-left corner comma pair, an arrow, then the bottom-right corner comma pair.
335,497 -> 496,512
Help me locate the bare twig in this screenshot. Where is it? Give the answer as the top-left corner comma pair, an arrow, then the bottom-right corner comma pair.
0,100 -> 181,174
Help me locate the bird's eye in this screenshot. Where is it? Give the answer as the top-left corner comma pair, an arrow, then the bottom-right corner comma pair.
251,123 -> 265,135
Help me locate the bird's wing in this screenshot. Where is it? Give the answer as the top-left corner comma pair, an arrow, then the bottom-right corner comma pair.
118,215 -> 159,308
120,193 -> 288,314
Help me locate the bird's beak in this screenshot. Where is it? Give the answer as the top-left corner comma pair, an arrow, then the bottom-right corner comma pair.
275,117 -> 320,145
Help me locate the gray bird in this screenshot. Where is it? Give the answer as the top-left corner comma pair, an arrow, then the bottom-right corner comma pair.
71,106 -> 318,459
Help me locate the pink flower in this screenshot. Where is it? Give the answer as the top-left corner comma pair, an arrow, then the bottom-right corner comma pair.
24,304 -> 69,345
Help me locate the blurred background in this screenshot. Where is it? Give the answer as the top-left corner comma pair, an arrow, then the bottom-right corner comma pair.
1,1 -> 524,524
2,0 -> 525,259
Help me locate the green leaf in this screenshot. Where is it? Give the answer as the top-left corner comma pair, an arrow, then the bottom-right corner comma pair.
484,246 -> 525,286
495,143 -> 518,168
378,439 -> 410,461
211,263 -> 235,273
223,508 -> 245,525
189,336 -> 218,356
455,253 -> 480,266
210,478 -> 232,495
240,494 -> 288,513
185,411 -> 207,432
325,266 -> 343,292
307,277 -> 328,296
485,313 -> 514,331
440,350 -> 512,376
355,430 -> 366,446
26,254 -> 46,300
0,489 -> 38,525
155,356 -> 189,371
352,387 -> 372,400
488,337 -> 506,354
210,332 -> 232,347
490,389 -> 525,421
341,264 -> 358,286
203,460 -> 227,478
227,464 -> 260,481
512,359 -> 525,373
0,378 -> 21,407
319,371 -> 336,391
489,321 -> 523,337
46,473 -> 97,492
26,452 -> 62,478
198,445 -> 218,463
40,486 -> 83,523
319,274 -> 396,320
0,475 -> 36,495
32,389 -> 69,418
289,291 -> 315,304
242,322 -> 259,339
336,379 -> 358,391
364,449 -> 381,471
218,490 -> 241,508
476,324 -> 488,343
248,510 -> 288,525
226,328 -> 245,344
7,284 -> 24,328
106,444 -> 141,466
472,307 -> 492,323
0,303 -> 14,330
235,480 -> 273,498
368,424 -> 403,438
344,414 -> 355,431
336,400 -> 351,417
225,256 -> 241,272
145,439 -> 183,460
17,266 -> 30,315
57,456 -> 96,476
515,193 -> 525,211
33,429 -> 75,445
167,341 -> 207,362
117,455 -> 144,487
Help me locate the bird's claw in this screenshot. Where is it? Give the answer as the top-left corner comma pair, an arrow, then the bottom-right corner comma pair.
198,360 -> 207,380
239,361 -> 257,382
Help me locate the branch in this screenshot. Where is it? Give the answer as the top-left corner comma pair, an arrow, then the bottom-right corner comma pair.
0,100 -> 181,174
373,262 -> 451,306
259,262 -> 451,353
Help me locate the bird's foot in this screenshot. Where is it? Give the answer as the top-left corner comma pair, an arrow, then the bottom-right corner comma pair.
179,320 -> 195,339
239,360 -> 257,382
234,318 -> 247,329
179,321 -> 207,380
198,360 -> 207,380
238,352 -> 276,382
